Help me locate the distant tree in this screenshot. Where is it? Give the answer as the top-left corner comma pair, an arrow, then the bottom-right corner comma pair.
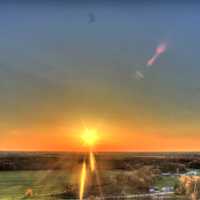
177,176 -> 200,200
92,166 -> 159,195
188,160 -> 200,169
159,162 -> 186,173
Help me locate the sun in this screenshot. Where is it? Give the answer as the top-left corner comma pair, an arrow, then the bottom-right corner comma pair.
81,128 -> 99,147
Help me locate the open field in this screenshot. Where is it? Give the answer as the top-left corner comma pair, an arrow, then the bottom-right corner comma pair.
0,170 -> 71,199
0,170 -> 184,200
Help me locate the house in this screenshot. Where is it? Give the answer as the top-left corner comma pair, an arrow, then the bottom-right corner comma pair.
161,186 -> 173,192
149,186 -> 159,193
161,172 -> 171,176
186,170 -> 198,176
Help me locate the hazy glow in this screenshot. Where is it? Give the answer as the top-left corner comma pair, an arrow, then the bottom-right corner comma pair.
81,129 -> 99,147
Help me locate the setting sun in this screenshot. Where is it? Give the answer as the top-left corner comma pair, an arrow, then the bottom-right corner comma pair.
81,128 -> 99,147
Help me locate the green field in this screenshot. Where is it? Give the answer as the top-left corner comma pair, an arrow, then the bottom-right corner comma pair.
0,170 -> 71,200
0,170 -> 183,200
154,176 -> 179,190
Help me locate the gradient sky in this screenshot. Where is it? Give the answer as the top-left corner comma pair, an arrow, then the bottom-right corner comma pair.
1,1 -> 200,151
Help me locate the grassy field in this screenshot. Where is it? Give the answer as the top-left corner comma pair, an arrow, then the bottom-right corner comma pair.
0,170 -> 185,200
0,171 -> 182,200
154,176 -> 179,190
0,170 -> 71,200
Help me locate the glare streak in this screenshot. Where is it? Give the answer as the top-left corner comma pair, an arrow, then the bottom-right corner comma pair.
89,151 -> 95,172
80,161 -> 87,200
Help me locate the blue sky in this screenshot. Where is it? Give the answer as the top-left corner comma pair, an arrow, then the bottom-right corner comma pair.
0,1 -> 200,151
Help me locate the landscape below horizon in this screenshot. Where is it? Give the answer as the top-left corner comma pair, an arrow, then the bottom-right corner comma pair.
0,151 -> 200,199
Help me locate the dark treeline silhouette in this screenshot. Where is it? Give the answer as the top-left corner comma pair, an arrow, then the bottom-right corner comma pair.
0,152 -> 200,171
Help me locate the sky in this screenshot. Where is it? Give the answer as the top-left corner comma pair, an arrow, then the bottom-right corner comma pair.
1,1 -> 200,152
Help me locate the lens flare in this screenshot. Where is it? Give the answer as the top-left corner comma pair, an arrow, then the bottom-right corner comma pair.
79,127 -> 100,199
79,161 -> 87,200
89,151 -> 96,172
147,42 -> 167,66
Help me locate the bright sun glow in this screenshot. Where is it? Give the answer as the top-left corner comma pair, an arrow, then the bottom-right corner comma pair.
81,128 -> 99,147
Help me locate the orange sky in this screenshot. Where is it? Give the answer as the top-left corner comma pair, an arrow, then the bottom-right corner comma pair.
2,132 -> 200,152
1,121 -> 200,152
